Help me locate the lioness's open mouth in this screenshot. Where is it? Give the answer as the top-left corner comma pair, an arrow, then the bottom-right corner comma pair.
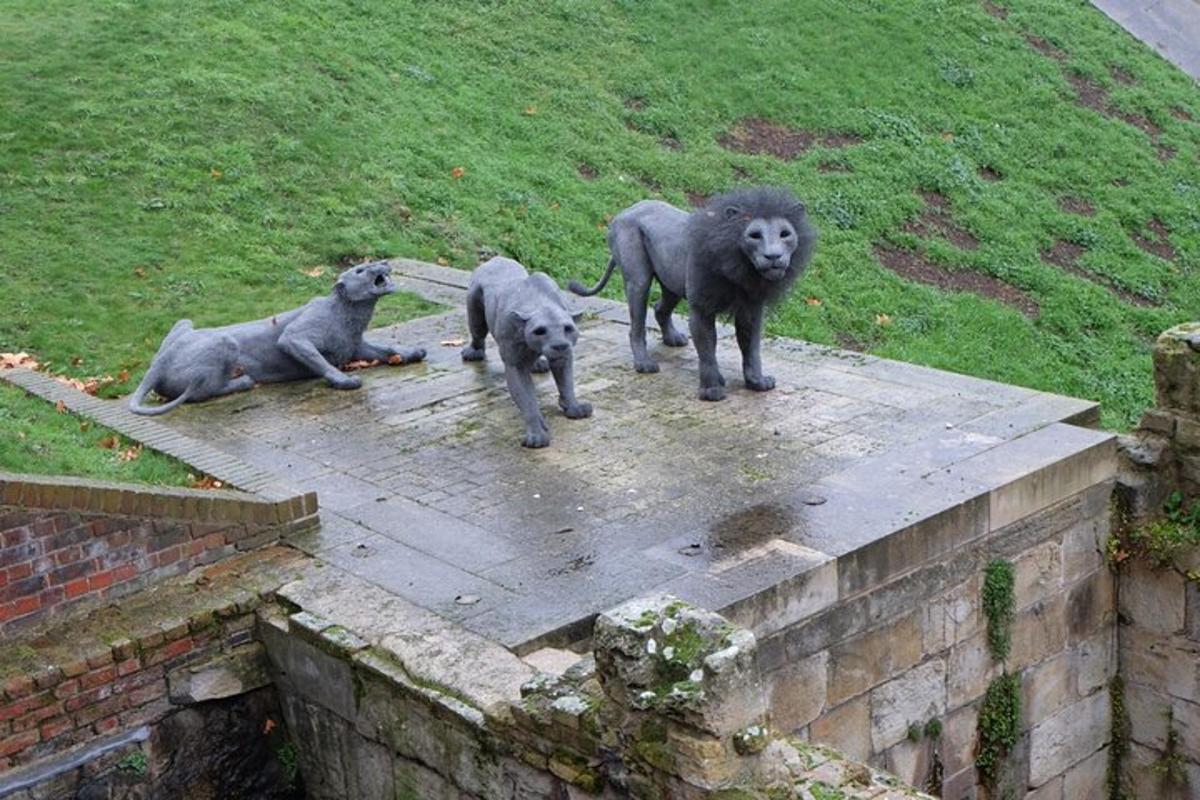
374,274 -> 387,287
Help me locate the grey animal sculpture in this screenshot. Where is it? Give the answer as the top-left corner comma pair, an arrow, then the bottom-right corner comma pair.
569,187 -> 815,401
128,261 -> 426,415
461,256 -> 592,448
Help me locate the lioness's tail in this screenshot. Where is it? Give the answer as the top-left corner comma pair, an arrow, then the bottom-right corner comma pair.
568,256 -> 618,297
127,369 -> 193,416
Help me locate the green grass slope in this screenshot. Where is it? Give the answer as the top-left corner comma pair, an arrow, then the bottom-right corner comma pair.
1,0 -> 1198,431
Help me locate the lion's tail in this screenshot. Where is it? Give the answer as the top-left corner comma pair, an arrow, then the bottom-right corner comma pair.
568,256 -> 618,297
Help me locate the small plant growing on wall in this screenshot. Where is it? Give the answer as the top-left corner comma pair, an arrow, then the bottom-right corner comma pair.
982,559 -> 1015,661
975,672 -> 1021,788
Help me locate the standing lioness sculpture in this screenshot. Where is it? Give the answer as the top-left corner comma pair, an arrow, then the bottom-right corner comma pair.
128,261 -> 426,415
570,186 -> 816,400
461,257 -> 592,448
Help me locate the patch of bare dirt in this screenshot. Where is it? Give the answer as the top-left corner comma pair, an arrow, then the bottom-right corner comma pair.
659,136 -> 683,151
1057,196 -> 1095,216
687,191 -> 709,208
624,97 -> 646,111
1155,144 -> 1177,162
577,163 -> 598,180
1026,35 -> 1067,61
1109,65 -> 1136,85
982,1 -> 1008,19
718,118 -> 863,160
1041,240 -> 1159,307
978,166 -> 1003,182
1131,220 -> 1177,262
835,332 -> 870,352
1170,106 -> 1194,122
901,191 -> 980,250
874,244 -> 1039,317
1112,177 -> 1130,187
1066,74 -> 1162,138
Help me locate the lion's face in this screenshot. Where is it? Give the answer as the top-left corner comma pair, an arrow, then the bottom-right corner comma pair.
520,307 -> 580,365
739,216 -> 800,281
336,261 -> 396,302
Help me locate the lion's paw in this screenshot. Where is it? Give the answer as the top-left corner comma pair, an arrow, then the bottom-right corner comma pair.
330,374 -> 362,390
662,330 -> 689,347
561,400 -> 593,419
634,359 -> 660,374
698,385 -> 726,402
745,374 -> 776,392
522,429 -> 552,448
461,346 -> 486,362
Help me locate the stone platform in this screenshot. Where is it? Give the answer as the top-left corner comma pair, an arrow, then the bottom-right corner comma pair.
147,260 -> 1106,655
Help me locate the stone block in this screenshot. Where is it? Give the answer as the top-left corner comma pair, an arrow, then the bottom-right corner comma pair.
941,573 -> 983,648
167,643 -> 270,704
345,736 -> 395,800
1073,627 -> 1115,697
1027,776 -> 1063,800
1022,652 -> 1075,729
1121,627 -> 1200,705
1028,690 -> 1110,787
1012,540 -> 1063,611
260,617 -> 357,721
947,632 -> 1001,708
827,613 -> 922,706
883,736 -> 932,789
941,702 -> 978,777
593,595 -> 765,736
1067,569 -> 1114,644
1061,517 -> 1105,584
1009,595 -> 1069,671
1121,560 -> 1187,637
1062,744 -> 1107,800
869,659 -> 946,752
1124,682 -> 1170,750
522,647 -> 583,677
1173,697 -> 1200,765
1140,408 -> 1178,437
1153,323 -> 1200,415
809,695 -> 871,762
767,651 -> 828,733
1188,580 -> 1200,642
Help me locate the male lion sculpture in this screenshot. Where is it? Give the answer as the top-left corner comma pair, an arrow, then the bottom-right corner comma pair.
128,261 -> 425,415
461,257 -> 592,448
569,186 -> 816,400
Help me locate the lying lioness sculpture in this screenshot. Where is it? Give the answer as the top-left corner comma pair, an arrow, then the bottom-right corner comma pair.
461,257 -> 592,448
128,261 -> 426,415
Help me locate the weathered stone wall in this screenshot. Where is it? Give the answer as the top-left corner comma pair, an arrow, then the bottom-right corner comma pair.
760,478 -> 1116,800
1111,324 -> 1200,799
0,472 -> 316,632
0,547 -> 307,798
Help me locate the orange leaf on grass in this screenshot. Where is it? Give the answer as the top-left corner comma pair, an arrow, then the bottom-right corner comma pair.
98,435 -> 120,450
451,167 -> 465,179
117,445 -> 142,463
301,266 -> 326,278
805,297 -> 822,306
55,400 -> 66,414
0,352 -> 40,370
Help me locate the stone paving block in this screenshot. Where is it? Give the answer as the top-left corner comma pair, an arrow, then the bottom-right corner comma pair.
1121,559 -> 1187,637
809,694 -> 872,762
1062,744 -> 1107,800
1028,690 -> 1110,787
766,651 -> 828,734
869,659 -> 947,752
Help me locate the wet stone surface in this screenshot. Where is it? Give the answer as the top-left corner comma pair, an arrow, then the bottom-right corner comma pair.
158,260 -> 1099,653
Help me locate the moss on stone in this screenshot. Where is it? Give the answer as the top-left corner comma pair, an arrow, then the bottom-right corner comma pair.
1106,675 -> 1131,800
982,559 -> 1015,662
975,672 -> 1021,789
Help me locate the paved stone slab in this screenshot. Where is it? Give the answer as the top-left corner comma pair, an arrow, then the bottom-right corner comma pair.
1091,0 -> 1200,80
127,260 -> 1111,653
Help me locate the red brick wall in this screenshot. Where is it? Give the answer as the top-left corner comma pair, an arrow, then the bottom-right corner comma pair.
0,509 -> 253,630
0,604 -> 259,772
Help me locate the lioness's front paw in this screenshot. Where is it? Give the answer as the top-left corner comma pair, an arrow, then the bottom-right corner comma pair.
698,385 -> 726,402
745,374 -> 776,392
461,346 -> 486,362
532,356 -> 551,374
561,400 -> 593,419
330,374 -> 362,390
522,429 -> 552,448
634,359 -> 660,374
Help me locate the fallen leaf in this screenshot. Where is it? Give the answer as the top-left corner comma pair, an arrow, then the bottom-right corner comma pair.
0,352 -> 40,370
190,475 -> 225,490
133,268 -> 147,279
263,718 -> 277,735
550,202 -> 560,210
436,257 -> 449,266
451,166 -> 465,179
342,359 -> 380,371
210,168 -> 223,179
805,297 -> 822,306
55,400 -> 66,414
875,313 -> 893,326
440,338 -> 466,347
301,266 -> 326,278
98,435 -> 120,450
117,444 -> 142,463
117,369 -> 130,383
522,105 -> 537,116
70,356 -> 83,367
79,421 -> 91,432
940,131 -> 954,141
